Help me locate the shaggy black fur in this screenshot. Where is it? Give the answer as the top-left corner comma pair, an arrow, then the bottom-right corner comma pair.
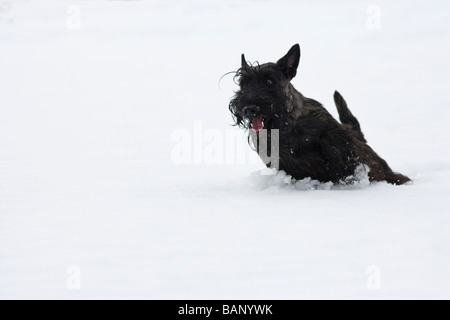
229,44 -> 410,185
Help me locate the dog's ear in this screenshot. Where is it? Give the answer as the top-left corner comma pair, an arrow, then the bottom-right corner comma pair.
241,53 -> 250,71
276,44 -> 301,79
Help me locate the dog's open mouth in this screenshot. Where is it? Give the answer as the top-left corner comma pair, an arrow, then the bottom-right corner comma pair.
251,117 -> 264,132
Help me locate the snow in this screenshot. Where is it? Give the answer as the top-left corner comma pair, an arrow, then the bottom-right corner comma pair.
0,0 -> 449,299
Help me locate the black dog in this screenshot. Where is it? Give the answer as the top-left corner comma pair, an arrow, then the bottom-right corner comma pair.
229,44 -> 410,185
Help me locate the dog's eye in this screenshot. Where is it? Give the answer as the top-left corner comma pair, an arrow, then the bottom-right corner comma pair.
265,80 -> 273,86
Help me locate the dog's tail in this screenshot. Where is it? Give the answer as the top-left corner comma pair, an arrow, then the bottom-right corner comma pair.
334,91 -> 367,143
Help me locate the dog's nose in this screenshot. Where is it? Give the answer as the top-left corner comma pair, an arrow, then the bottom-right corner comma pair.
242,105 -> 259,118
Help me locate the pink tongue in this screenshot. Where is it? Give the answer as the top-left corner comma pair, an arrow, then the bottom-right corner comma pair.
252,117 -> 264,132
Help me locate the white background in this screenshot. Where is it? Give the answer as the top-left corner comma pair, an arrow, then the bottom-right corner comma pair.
0,0 -> 449,299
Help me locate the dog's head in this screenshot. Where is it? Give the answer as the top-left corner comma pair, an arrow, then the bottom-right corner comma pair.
229,44 -> 301,131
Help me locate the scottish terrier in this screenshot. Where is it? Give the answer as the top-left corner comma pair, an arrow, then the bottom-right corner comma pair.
229,44 -> 410,185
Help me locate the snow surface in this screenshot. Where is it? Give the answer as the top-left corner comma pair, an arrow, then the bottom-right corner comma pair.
0,0 -> 449,299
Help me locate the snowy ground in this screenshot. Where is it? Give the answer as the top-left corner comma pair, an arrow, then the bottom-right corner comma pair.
0,0 -> 449,299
